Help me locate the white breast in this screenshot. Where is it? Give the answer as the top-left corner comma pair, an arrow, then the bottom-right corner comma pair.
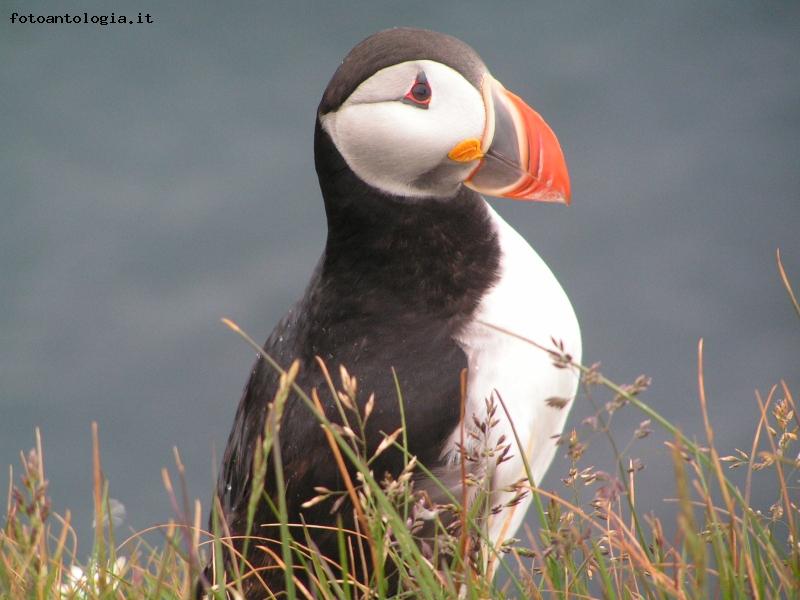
446,201 -> 582,548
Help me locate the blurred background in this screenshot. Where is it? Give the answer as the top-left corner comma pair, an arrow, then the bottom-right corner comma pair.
2,1 -> 798,548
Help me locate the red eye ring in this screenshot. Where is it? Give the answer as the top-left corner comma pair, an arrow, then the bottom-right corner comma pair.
402,72 -> 431,109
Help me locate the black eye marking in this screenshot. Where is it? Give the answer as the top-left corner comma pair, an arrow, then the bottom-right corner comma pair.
402,71 -> 431,109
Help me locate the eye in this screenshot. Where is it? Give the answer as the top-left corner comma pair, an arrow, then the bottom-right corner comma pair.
402,72 -> 431,109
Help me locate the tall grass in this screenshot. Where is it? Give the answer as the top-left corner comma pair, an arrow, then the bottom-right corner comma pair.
2,250 -> 798,599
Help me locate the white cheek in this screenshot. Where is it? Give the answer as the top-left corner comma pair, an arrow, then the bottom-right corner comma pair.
333,102 -> 482,193
334,104 -> 440,183
322,60 -> 486,197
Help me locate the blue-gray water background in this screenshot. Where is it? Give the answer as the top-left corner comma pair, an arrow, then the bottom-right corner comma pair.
2,1 -> 799,548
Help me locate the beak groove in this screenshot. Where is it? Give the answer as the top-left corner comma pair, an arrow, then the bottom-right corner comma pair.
465,76 -> 571,205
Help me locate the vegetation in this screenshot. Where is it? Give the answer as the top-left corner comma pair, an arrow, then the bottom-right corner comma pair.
2,251 -> 798,599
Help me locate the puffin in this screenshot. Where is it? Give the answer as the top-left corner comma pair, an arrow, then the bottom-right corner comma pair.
207,27 -> 581,596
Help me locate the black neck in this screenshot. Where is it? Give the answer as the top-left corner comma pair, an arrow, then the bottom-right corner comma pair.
313,120 -> 500,322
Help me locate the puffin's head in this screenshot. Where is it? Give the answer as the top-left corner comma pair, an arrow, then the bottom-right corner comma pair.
318,28 -> 570,204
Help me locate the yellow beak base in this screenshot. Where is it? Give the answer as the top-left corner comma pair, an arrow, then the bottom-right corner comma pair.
447,138 -> 485,163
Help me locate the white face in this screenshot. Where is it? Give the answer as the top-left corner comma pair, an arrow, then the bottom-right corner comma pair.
321,60 -> 486,198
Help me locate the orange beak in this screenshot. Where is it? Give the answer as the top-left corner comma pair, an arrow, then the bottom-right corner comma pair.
459,75 -> 571,205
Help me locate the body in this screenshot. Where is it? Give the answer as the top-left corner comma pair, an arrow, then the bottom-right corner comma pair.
205,28 -> 580,597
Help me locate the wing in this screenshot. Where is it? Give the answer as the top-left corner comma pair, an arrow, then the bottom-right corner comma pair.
214,277 -> 469,566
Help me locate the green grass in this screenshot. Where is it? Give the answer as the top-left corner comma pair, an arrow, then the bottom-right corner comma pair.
2,250 -> 798,599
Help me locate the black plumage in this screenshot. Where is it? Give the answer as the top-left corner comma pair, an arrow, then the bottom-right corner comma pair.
318,28 -> 485,114
212,124 -> 500,593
